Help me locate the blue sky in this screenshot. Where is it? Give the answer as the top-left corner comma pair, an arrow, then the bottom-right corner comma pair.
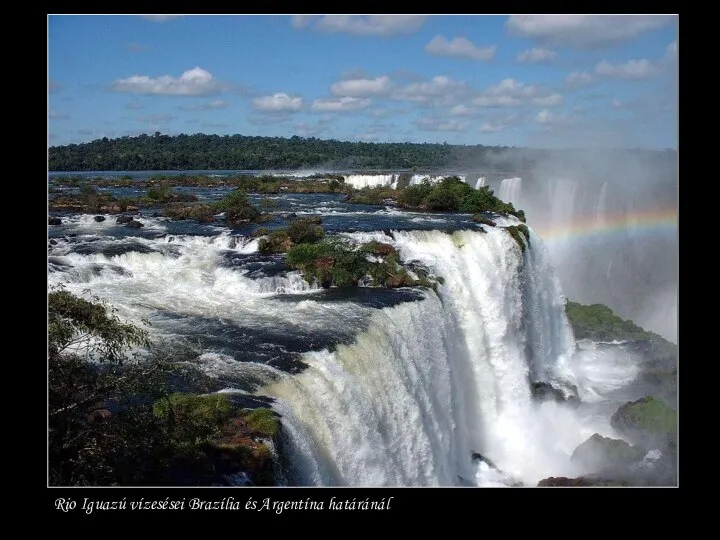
48,15 -> 678,149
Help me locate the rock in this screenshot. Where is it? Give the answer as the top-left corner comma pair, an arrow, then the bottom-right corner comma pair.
116,215 -> 134,224
571,433 -> 645,473
369,242 -> 397,257
49,239 -> 58,246
610,396 -> 677,448
471,452 -> 498,470
94,215 -> 106,222
283,212 -> 297,219
125,220 -> 144,229
49,217 -> 62,225
537,476 -> 630,487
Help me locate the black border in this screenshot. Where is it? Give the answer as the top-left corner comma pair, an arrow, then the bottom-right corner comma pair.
45,7 -> 682,528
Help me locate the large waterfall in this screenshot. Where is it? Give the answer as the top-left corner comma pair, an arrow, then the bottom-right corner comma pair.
264,226 -> 601,487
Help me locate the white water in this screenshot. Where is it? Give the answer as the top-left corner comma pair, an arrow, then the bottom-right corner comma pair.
341,174 -> 468,190
265,227 -> 616,486
499,177 -> 522,209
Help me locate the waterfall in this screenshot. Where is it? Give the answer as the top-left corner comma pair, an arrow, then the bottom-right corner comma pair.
265,227 -> 593,487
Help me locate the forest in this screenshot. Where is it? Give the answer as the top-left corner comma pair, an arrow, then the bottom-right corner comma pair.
47,132 -> 675,172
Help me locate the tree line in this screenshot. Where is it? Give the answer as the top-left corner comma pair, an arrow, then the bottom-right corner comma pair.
48,132 -> 676,172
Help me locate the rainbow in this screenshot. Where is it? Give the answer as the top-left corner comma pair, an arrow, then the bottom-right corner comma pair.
532,207 -> 678,244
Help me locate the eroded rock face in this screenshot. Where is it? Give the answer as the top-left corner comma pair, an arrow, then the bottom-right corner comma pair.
571,433 -> 645,473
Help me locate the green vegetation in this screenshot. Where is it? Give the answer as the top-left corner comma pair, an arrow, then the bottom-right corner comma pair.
49,287 -> 280,486
571,433 -> 645,471
48,132 -> 677,172
345,186 -> 396,205
565,301 -> 675,352
257,217 -> 324,254
396,177 -> 525,220
211,189 -> 262,226
240,408 -> 280,438
610,396 -> 677,445
471,215 -> 496,227
506,225 -> 530,252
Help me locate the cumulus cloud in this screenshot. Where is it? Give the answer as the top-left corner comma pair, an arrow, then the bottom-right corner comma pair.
252,93 -> 303,112
179,99 -> 229,111
331,75 -> 392,97
415,118 -> 469,132
139,15 -> 183,22
506,15 -> 673,48
294,15 -> 427,37
111,67 -> 224,96
473,78 -> 563,107
448,104 -> 476,116
517,47 -> 558,63
393,75 -> 468,106
425,35 -> 497,61
480,122 -> 505,133
565,71 -> 596,89
595,59 -> 661,79
311,96 -> 371,112
535,109 -> 574,125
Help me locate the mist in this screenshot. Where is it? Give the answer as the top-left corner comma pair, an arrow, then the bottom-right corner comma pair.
474,147 -> 677,343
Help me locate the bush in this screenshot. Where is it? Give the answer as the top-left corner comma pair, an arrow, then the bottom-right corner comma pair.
212,189 -> 261,225
153,393 -> 233,443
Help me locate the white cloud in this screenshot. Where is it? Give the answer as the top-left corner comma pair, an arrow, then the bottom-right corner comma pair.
448,104 -> 476,116
393,75 -> 468,106
331,75 -> 392,97
517,47 -> 558,63
480,122 -> 505,133
296,15 -> 427,36
425,35 -> 497,61
595,59 -> 660,80
665,40 -> 678,63
291,15 -> 317,29
536,109 -> 573,125
416,118 -> 469,132
532,93 -> 564,107
565,71 -> 596,89
111,67 -> 223,96
179,99 -> 229,111
506,15 -> 673,48
253,93 -> 303,112
311,96 -> 371,112
140,15 -> 183,22
473,78 -> 563,107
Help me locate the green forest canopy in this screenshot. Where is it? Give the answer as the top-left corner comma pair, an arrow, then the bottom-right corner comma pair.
48,132 -> 677,172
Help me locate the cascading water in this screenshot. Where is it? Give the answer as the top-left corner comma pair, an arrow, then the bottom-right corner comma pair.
265,226 -> 609,486
499,178 -> 522,209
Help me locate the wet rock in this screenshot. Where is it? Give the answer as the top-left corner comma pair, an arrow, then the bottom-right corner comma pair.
116,215 -> 134,224
571,433 -> 645,472
49,217 -> 62,225
94,215 -> 106,222
125,220 -> 144,229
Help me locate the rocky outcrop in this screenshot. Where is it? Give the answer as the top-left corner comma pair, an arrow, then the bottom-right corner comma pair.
610,396 -> 677,448
49,217 -> 62,225
571,433 -> 645,472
